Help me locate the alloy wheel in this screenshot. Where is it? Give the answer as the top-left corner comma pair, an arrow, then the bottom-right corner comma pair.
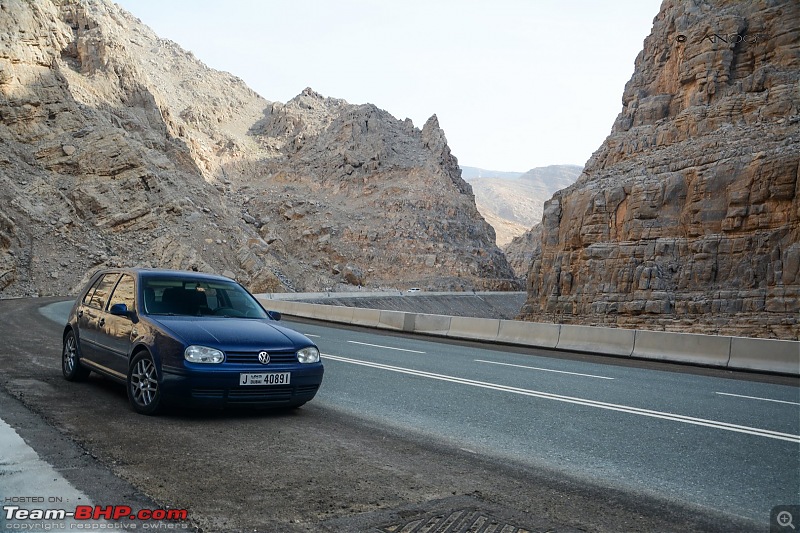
130,357 -> 159,407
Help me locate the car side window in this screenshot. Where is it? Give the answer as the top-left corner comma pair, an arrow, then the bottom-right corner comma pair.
108,275 -> 135,312
86,274 -> 120,311
82,277 -> 102,306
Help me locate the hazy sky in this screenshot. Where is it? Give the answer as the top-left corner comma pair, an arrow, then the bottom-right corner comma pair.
114,0 -> 662,172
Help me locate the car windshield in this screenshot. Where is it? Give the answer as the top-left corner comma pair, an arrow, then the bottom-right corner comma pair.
141,277 -> 268,319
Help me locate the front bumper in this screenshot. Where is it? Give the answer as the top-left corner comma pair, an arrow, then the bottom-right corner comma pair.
160,363 -> 324,408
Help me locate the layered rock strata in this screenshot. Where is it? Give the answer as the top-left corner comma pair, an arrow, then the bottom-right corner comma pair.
519,0 -> 799,339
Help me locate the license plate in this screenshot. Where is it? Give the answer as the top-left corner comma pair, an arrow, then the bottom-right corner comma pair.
239,372 -> 291,386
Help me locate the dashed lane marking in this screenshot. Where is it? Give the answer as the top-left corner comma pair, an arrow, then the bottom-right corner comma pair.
716,392 -> 800,406
475,359 -> 615,380
347,340 -> 426,354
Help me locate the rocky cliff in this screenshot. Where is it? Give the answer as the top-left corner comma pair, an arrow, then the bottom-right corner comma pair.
519,0 -> 799,339
0,0 -> 517,297
505,224 -> 542,279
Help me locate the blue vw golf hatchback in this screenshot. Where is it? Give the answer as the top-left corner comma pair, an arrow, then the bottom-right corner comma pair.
62,268 -> 324,414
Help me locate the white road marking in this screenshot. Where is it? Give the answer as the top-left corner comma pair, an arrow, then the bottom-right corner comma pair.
322,354 -> 800,443
716,392 -> 800,406
303,334 -> 321,338
475,359 -> 614,380
347,341 -> 426,354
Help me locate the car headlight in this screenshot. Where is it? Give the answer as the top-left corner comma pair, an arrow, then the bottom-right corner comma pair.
296,346 -> 320,364
184,345 -> 225,363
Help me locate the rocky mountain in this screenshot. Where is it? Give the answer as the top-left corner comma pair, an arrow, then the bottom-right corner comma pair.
0,0 -> 518,297
519,0 -> 800,339
466,165 -> 581,246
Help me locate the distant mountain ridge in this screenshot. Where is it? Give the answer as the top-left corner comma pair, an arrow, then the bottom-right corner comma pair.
461,167 -> 524,180
466,165 -> 582,246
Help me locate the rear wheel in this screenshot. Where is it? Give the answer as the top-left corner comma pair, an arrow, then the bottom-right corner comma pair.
62,331 -> 91,381
127,351 -> 162,415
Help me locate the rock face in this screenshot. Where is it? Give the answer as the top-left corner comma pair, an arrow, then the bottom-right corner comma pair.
244,91 -> 517,291
0,0 -> 517,297
467,165 -> 581,247
519,0 -> 800,339
504,224 -> 543,279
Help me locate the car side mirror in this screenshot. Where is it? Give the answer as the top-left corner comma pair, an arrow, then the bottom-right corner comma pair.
109,303 -> 137,322
267,310 -> 282,321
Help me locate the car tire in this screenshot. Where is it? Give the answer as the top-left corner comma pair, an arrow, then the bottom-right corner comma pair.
62,331 -> 91,382
127,351 -> 162,415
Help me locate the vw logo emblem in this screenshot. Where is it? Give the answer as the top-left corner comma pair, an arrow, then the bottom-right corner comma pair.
258,351 -> 270,364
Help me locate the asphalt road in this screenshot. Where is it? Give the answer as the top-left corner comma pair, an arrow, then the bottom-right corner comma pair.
1,297 -> 798,532
301,319 -> 800,520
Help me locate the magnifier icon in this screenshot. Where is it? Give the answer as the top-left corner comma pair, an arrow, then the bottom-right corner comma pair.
778,511 -> 796,530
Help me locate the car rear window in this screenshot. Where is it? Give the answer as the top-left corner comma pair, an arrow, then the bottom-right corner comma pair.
85,273 -> 120,310
108,275 -> 136,311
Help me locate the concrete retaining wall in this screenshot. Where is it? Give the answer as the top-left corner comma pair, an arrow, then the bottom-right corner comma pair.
256,295 -> 799,376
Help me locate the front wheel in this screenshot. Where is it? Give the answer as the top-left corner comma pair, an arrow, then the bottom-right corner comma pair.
62,331 -> 91,382
127,351 -> 162,415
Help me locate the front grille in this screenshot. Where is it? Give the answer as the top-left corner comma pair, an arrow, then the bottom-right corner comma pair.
296,384 -> 320,395
227,386 -> 293,402
191,388 -> 225,399
190,384 -> 319,405
224,350 -> 298,364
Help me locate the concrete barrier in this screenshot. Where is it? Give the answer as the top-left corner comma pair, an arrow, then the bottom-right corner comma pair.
557,324 -> 635,357
378,310 -> 415,332
317,304 -> 355,323
728,337 -> 800,374
255,294 -> 797,375
350,307 -> 381,328
633,330 -> 731,367
497,320 -> 560,349
448,316 -> 500,341
413,313 -> 452,336
257,298 -> 299,315
285,301 -> 320,320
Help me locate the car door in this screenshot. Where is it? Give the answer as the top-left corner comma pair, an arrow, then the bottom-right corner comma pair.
77,273 -> 120,366
94,274 -> 137,378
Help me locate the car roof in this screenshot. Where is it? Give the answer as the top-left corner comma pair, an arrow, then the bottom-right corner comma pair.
94,268 -> 235,283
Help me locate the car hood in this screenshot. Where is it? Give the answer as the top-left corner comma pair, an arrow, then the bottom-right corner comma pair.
150,316 -> 313,351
